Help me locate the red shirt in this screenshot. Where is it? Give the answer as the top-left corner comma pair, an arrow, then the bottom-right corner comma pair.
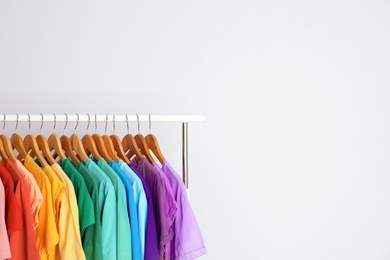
5,159 -> 40,260
0,163 -> 23,238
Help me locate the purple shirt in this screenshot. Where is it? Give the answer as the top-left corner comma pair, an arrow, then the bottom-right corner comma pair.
161,161 -> 207,260
152,162 -> 178,260
129,163 -> 160,260
133,158 -> 176,260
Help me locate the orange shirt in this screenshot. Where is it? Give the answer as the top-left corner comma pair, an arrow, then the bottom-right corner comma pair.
4,159 -> 40,260
23,155 -> 59,260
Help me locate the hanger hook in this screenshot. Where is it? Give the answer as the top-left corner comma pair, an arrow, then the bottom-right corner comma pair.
53,114 -> 56,133
26,113 -> 31,134
86,114 -> 91,133
28,113 -> 31,134
64,113 -> 68,135
3,114 -> 6,132
105,114 -> 108,134
94,114 -> 97,134
74,113 -> 79,134
15,113 -> 19,133
126,114 -> 130,134
136,114 -> 140,134
40,113 -> 44,135
148,114 -> 151,134
113,114 -> 116,135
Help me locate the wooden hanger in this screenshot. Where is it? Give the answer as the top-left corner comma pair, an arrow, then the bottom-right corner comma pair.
110,135 -> 130,164
145,115 -> 165,164
69,114 -> 91,164
103,135 -> 120,162
47,114 -> 67,162
82,134 -> 101,161
122,133 -> 143,161
11,114 -> 29,160
81,114 -> 101,161
60,135 -> 80,164
58,114 -> 86,164
49,134 -> 67,162
36,114 -> 56,165
36,135 -> 56,165
131,115 -> 154,163
122,114 -> 143,162
0,138 -> 8,160
0,115 -> 9,160
11,133 -> 28,160
92,134 -> 112,162
0,135 -> 17,162
88,114 -> 112,163
102,115 -> 121,162
1,116 -> 17,162
145,134 -> 166,164
134,134 -> 155,163
23,134 -> 48,167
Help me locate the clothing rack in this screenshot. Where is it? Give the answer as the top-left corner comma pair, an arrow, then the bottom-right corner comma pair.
1,114 -> 206,189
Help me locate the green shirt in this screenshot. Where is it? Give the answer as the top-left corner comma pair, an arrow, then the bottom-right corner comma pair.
75,162 -> 104,260
97,158 -> 133,260
86,159 -> 117,260
61,159 -> 95,236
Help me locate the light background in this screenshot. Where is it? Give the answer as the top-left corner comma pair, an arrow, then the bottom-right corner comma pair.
1,1 -> 390,259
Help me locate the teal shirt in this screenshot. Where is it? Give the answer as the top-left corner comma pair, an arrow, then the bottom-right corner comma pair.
86,159 -> 117,260
110,160 -> 141,260
97,159 -> 133,260
118,160 -> 148,260
75,161 -> 104,260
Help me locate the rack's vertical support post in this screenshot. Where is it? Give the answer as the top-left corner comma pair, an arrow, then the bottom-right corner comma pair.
182,122 -> 189,189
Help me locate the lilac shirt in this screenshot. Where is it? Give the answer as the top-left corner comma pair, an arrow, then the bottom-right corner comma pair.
133,158 -> 176,260
152,163 -> 177,227
152,162 -> 178,260
129,163 -> 160,260
161,161 -> 207,260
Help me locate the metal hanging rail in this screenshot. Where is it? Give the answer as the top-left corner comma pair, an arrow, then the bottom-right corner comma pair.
1,114 -> 205,123
1,114 -> 205,189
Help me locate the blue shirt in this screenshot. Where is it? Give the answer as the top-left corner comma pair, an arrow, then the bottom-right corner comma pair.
118,160 -> 148,260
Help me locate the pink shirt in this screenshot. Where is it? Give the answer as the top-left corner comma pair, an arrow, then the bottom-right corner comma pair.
0,163 -> 23,243
0,179 -> 11,260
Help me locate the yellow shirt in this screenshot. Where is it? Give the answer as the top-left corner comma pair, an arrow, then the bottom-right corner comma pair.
51,163 -> 86,260
23,155 -> 58,260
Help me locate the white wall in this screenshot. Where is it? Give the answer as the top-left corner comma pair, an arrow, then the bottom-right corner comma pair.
1,1 -> 390,259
